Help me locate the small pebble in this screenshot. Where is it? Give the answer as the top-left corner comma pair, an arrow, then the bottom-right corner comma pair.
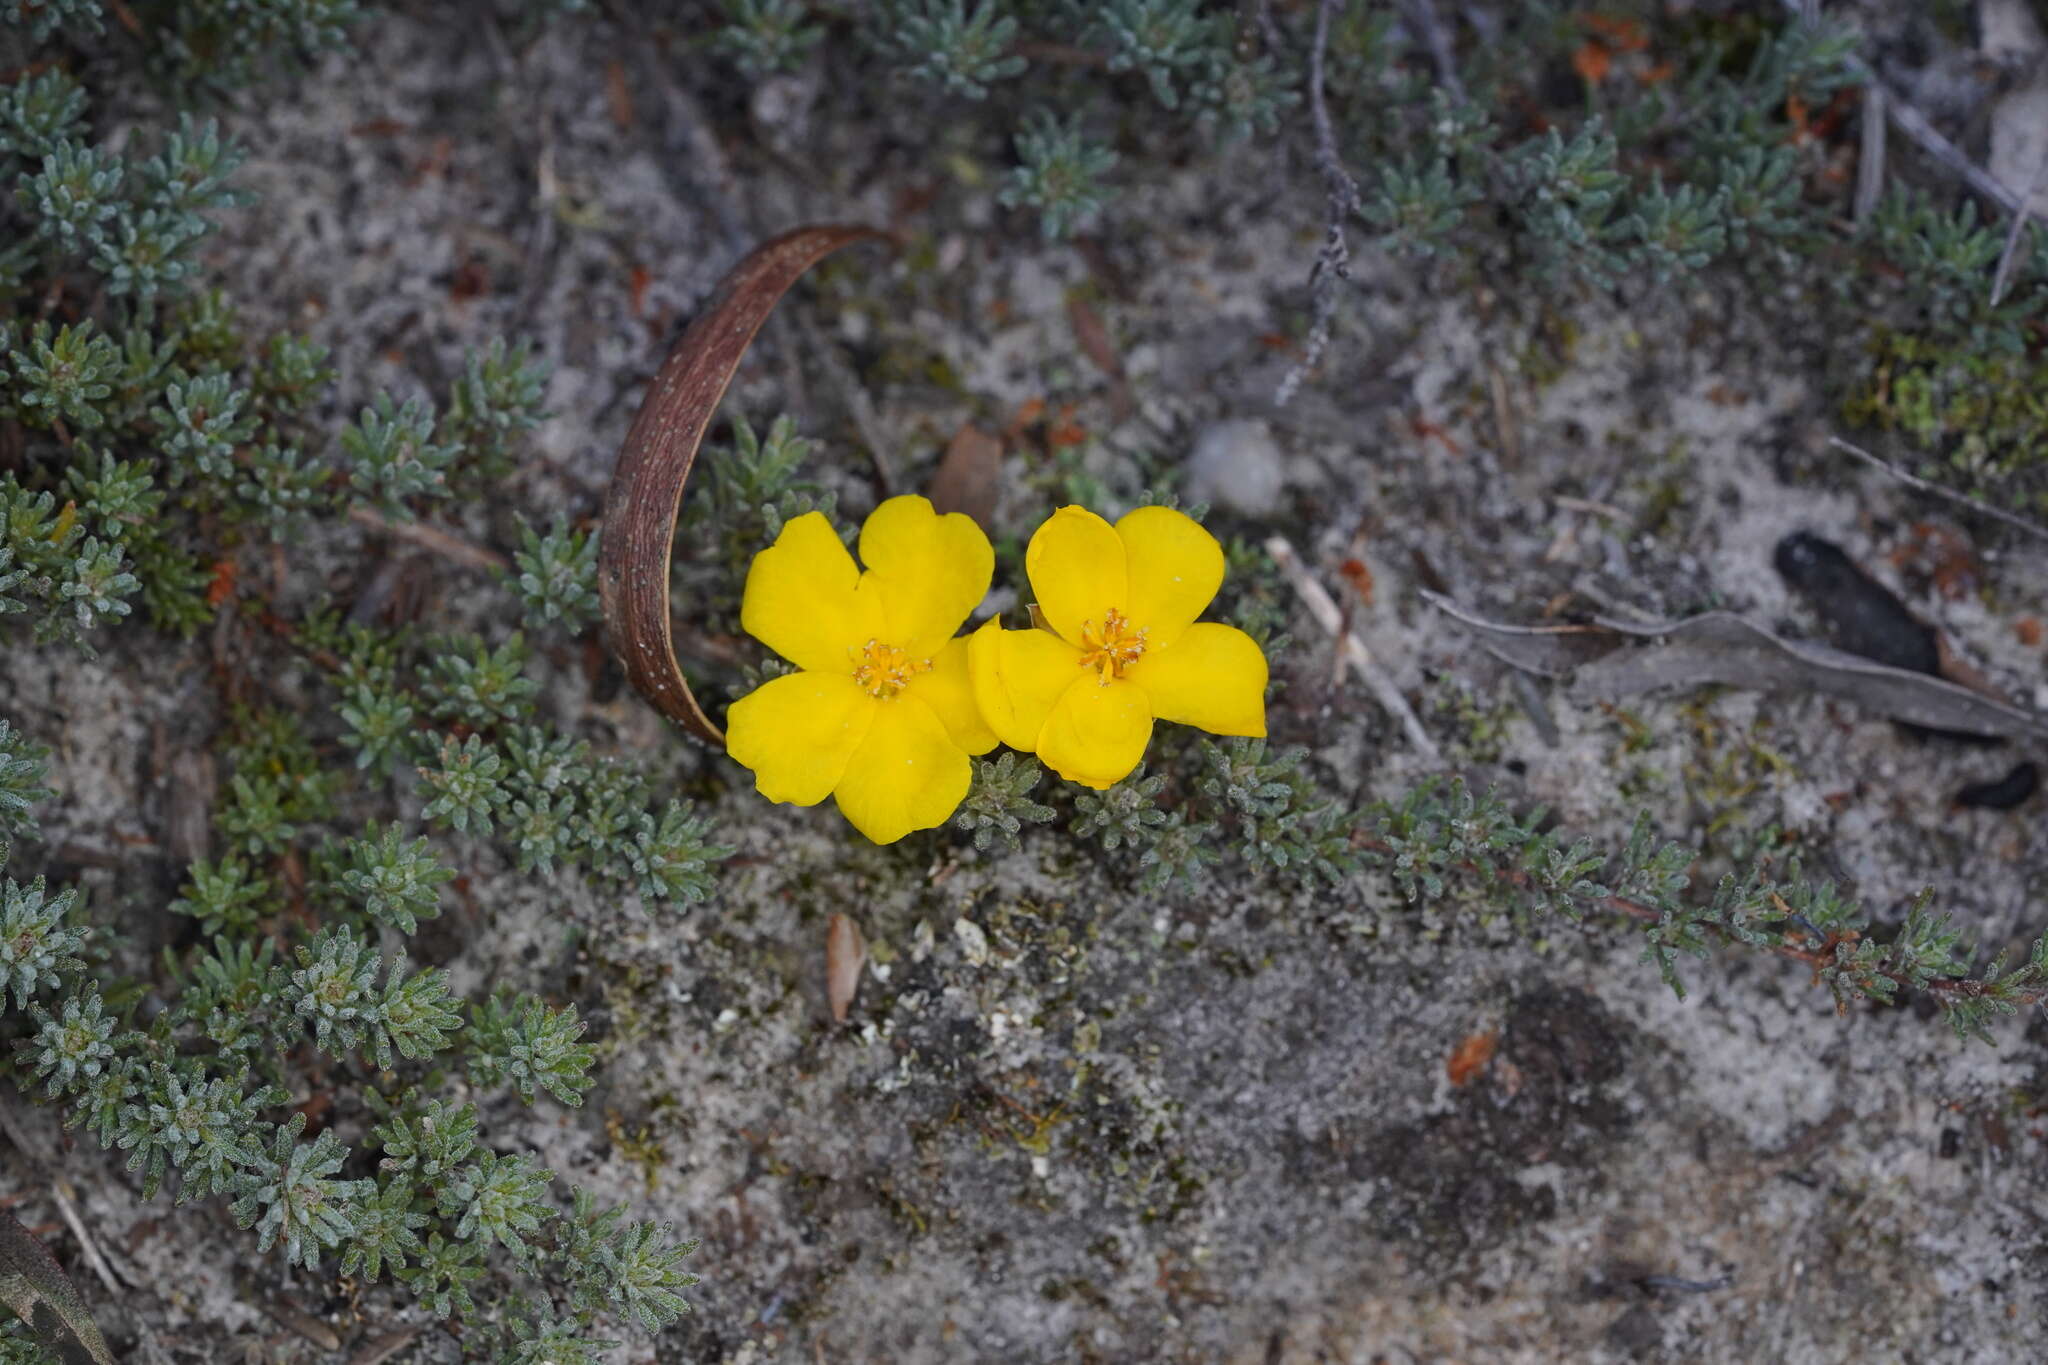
1184,418 -> 1285,518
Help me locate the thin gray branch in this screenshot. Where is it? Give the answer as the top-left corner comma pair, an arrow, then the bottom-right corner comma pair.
1400,0 -> 1466,104
1853,82 -> 1885,224
1989,141 -> 2048,306
1828,435 -> 2048,543
1776,0 -> 2026,216
1276,0 -> 1365,407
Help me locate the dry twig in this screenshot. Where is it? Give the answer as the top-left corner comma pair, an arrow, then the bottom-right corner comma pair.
1828,435 -> 2048,543
0,1104 -> 124,1297
1275,0 -> 1364,407
1853,82 -> 1886,224
1989,141 -> 2048,307
346,505 -> 512,573
1399,0 -> 1465,104
1775,0 -> 2027,217
1264,536 -> 1442,761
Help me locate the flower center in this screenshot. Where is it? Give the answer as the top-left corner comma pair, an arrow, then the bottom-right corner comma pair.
1077,608 -> 1147,684
851,639 -> 931,699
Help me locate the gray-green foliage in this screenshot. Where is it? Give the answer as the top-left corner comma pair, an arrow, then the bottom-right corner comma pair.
229,1112 -> 367,1268
955,752 -> 1057,851
628,801 -> 729,905
1000,111 -> 1117,241
875,0 -> 1025,100
169,855 -> 271,937
510,516 -> 599,634
0,30 -> 715,1339
1093,0 -> 1215,108
0,750 -> 702,1343
1357,778 -> 2048,1044
299,612 -> 729,904
343,392 -> 456,514
11,0 -> 2048,1356
444,336 -> 551,486
465,991 -> 596,1107
0,72 -> 341,645
1071,766 -> 1169,850
0,719 -> 51,863
694,412 -> 834,560
426,633 -> 540,726
0,879 -> 86,1011
856,0 -> 1295,232
714,0 -> 822,77
332,823 -> 453,933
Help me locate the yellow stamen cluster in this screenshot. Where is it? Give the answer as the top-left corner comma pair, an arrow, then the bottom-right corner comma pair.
1076,608 -> 1147,685
851,639 -> 931,699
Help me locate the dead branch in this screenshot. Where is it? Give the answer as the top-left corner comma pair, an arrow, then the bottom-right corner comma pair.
1275,0 -> 1365,407
1264,535 -> 1443,761
1828,435 -> 2048,543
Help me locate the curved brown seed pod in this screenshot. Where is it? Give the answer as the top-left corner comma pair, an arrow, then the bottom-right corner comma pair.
599,224 -> 889,745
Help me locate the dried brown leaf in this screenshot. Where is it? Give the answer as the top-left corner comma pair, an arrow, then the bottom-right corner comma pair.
826,912 -> 867,1023
599,225 -> 889,744
1446,1029 -> 1498,1087
0,1203 -> 112,1365
1066,294 -> 1124,381
1425,591 -> 2048,742
924,424 -> 1003,529
604,58 -> 635,132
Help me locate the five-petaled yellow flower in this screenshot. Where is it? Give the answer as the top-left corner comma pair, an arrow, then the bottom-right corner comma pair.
725,496 -> 997,844
968,504 -> 1267,789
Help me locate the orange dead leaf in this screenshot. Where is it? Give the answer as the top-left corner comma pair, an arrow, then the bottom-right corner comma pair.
1446,1029 -> 1499,1086
1581,14 -> 1648,53
604,59 -> 635,131
1891,522 -> 1979,601
1408,413 -> 1462,458
2016,617 -> 2043,648
1572,41 -> 1612,85
205,558 -> 239,608
628,264 -> 652,319
1786,94 -> 1813,144
1047,403 -> 1086,449
1338,557 -> 1374,605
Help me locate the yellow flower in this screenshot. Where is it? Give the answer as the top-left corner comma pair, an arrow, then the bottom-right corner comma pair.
969,504 -> 1267,789
726,496 -> 997,844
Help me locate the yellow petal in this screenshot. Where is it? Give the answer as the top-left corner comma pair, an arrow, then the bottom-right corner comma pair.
1024,505 -> 1126,648
1127,622 -> 1268,737
902,636 -> 997,755
832,694 -> 971,844
857,494 -> 995,655
740,512 -> 882,673
725,671 -> 875,806
1115,505 -> 1224,649
1037,677 -> 1152,789
967,616 -> 1084,752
